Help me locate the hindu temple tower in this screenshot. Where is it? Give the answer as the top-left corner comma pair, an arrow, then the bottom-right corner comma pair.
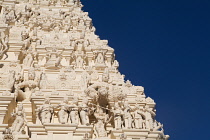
0,0 -> 169,140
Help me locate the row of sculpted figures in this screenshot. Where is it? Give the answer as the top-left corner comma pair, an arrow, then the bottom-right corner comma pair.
35,97 -> 164,138
37,98 -> 90,125
6,98 -> 164,139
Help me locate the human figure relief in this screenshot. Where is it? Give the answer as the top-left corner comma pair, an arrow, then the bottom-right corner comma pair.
0,31 -> 9,60
145,106 -> 156,130
16,68 -> 38,101
133,105 -> 146,129
11,104 -> 27,134
7,70 -> 16,90
123,102 -> 133,129
23,47 -> 37,67
85,70 -> 111,113
45,47 -> 62,69
113,103 -> 123,130
79,98 -> 90,125
93,111 -> 111,138
37,99 -> 54,124
69,98 -> 79,124
95,52 -> 105,65
56,98 -> 69,124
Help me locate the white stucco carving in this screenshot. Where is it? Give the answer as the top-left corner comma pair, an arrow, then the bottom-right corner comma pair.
0,0 -> 169,140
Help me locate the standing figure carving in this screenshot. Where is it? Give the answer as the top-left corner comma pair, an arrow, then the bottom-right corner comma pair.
11,104 -> 26,134
37,99 -> 54,124
56,98 -> 69,124
113,103 -> 123,130
69,98 -> 79,124
0,31 -> 9,60
79,98 -> 89,125
133,105 -> 145,129
93,112 -> 111,138
23,47 -> 36,67
123,102 -> 133,129
145,106 -> 156,130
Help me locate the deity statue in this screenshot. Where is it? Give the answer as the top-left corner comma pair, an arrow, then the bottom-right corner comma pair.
23,47 -> 37,67
16,68 -> 38,101
56,98 -> 70,124
112,103 -> 123,130
45,47 -> 62,69
145,106 -> 156,130
123,102 -> 133,129
85,70 -> 111,113
11,104 -> 26,134
79,98 -> 90,125
93,111 -> 111,138
133,105 -> 145,129
7,70 -> 16,90
69,98 -> 79,124
0,31 -> 9,60
4,6 -> 16,23
95,52 -> 105,65
37,99 -> 54,124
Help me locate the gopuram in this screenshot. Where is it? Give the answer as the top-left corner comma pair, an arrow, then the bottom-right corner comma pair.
0,0 -> 169,140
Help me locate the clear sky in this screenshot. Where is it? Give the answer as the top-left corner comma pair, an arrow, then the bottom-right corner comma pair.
82,0 -> 210,140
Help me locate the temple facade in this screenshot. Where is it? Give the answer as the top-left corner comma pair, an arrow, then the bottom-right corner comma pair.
0,0 -> 169,140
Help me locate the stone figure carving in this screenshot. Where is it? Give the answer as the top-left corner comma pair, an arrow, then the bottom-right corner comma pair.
145,106 -> 156,130
0,0 -> 169,139
37,98 -> 54,124
122,80 -> 135,95
56,98 -> 69,124
112,103 -> 123,130
11,104 -> 26,134
4,6 -> 16,23
16,68 -> 38,101
23,47 -> 37,67
7,70 -> 16,90
95,52 -> 105,66
45,47 -> 62,69
85,70 -> 111,113
69,98 -> 79,124
133,105 -> 145,129
0,31 -> 9,60
79,98 -> 90,125
123,102 -> 133,129
93,112 -> 111,138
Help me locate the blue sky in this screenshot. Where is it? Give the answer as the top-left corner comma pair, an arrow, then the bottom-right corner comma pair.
82,0 -> 210,140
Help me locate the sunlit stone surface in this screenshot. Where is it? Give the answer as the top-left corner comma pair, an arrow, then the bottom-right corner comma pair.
0,0 -> 169,140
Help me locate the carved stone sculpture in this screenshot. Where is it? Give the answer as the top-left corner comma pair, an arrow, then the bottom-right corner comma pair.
93,112 -> 111,138
113,103 -> 123,130
123,102 -> 133,129
11,104 -> 26,134
69,98 -> 79,124
57,98 -> 69,124
145,106 -> 156,130
45,47 -> 62,69
79,98 -> 90,125
0,0 -> 169,139
37,99 -> 54,124
0,31 -> 9,60
16,68 -> 38,101
134,105 -> 145,129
